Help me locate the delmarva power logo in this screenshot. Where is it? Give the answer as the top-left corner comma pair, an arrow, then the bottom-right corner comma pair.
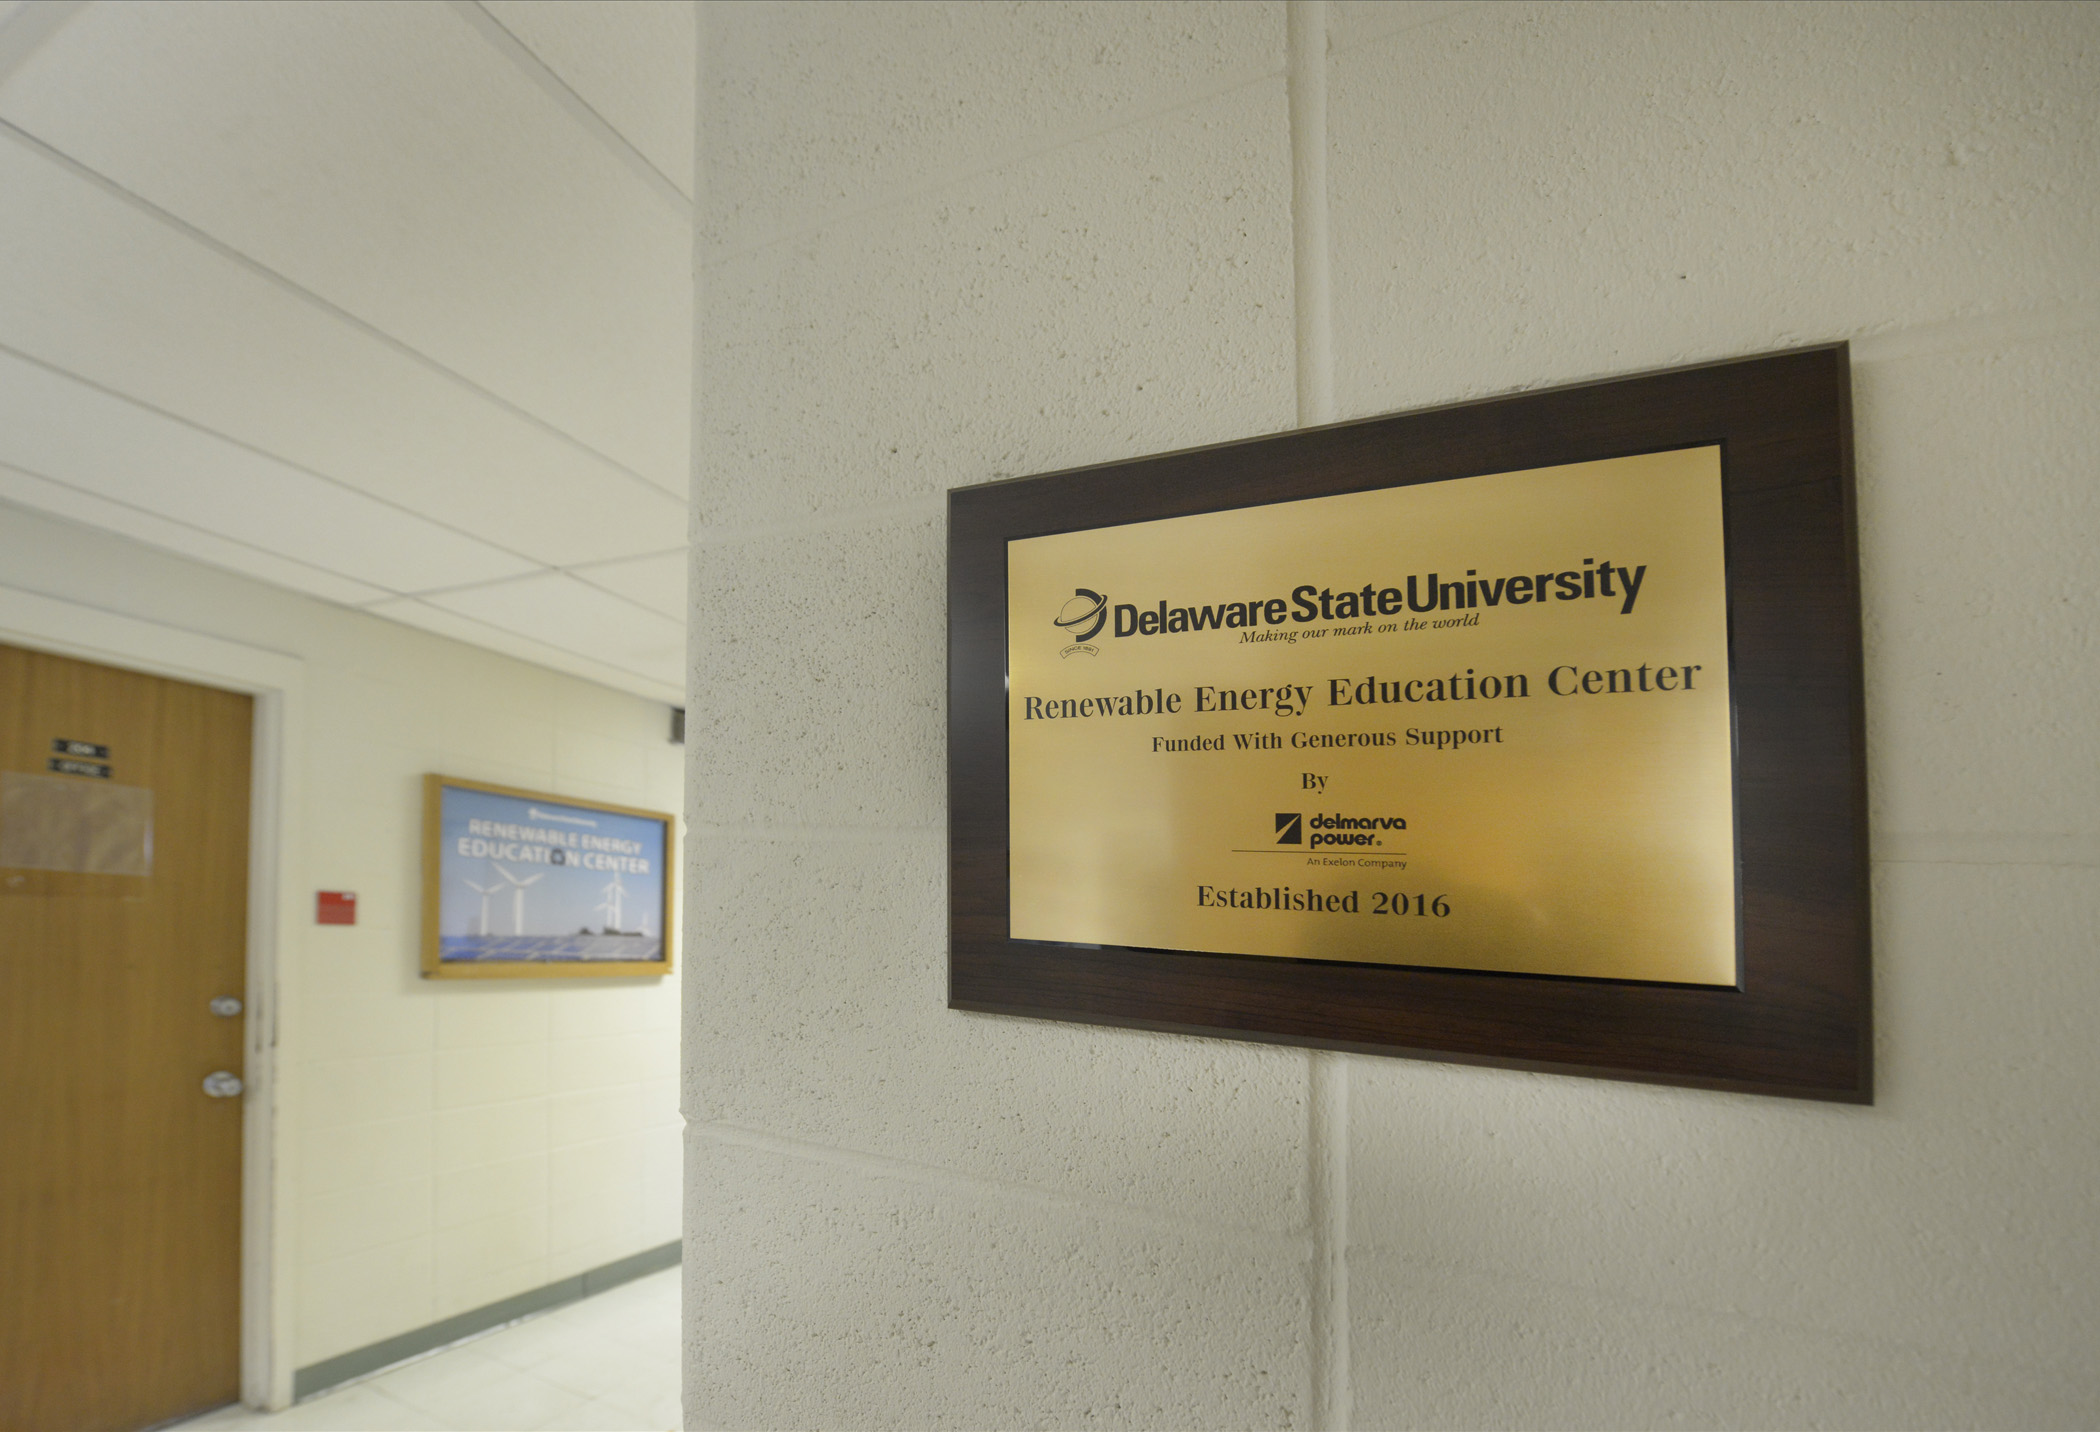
1054,587 -> 1107,655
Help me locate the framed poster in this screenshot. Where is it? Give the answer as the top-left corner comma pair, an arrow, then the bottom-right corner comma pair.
420,775 -> 674,980
949,345 -> 1870,1101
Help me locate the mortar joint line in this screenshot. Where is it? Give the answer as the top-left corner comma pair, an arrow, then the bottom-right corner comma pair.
1324,1 -> 1484,60
686,1118 -> 1313,1253
682,821 -> 938,844
697,63 -> 1290,271
1289,3 -> 1350,1426
1289,0 -> 1335,433
688,494 -> 946,548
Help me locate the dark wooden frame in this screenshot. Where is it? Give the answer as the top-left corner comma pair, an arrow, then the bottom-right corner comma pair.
948,344 -> 1870,1102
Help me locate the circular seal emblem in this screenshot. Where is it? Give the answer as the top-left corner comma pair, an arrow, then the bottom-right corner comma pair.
1054,588 -> 1108,646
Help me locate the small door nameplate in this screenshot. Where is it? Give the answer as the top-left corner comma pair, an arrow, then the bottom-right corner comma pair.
47,758 -> 111,779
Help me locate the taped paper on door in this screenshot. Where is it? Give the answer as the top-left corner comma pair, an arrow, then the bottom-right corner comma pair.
0,771 -> 154,876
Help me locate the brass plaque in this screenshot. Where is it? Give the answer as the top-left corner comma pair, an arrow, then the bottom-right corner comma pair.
1007,446 -> 1736,985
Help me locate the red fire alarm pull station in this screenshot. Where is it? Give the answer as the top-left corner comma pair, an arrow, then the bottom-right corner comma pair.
317,891 -> 357,925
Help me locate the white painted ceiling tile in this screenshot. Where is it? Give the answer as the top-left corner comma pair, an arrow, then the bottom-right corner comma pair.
0,349 -> 536,593
0,465 -> 392,606
0,0 -> 64,79
569,548 -> 687,619
480,0 -> 695,196
0,0 -> 691,493
422,571 -> 684,687
0,138 -> 686,567
367,595 -> 684,704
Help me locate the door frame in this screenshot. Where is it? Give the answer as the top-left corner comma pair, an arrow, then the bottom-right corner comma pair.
0,584 -> 303,1411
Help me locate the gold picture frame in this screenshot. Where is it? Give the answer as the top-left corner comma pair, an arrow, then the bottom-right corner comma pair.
420,774 -> 675,980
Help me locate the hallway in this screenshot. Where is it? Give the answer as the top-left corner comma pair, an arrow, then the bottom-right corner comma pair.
175,1268 -> 679,1432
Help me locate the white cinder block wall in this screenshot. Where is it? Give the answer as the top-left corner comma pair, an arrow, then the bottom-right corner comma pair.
685,3 -> 2098,1427
0,507 -> 684,1374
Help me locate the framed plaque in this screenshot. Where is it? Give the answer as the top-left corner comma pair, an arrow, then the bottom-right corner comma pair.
421,775 -> 674,980
949,345 -> 1870,1100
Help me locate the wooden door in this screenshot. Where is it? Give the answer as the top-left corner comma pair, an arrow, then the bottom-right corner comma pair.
0,643 -> 252,1431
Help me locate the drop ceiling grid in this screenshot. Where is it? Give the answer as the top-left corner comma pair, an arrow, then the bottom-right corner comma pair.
369,594 -> 682,701
0,346 -> 540,592
0,471 -> 392,607
424,570 -> 684,678
561,549 -> 690,621
0,0 -> 694,701
0,135 -> 685,571
0,0 -> 693,492
478,0 -> 697,199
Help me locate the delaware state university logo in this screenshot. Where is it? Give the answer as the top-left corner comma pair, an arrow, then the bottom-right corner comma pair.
1054,588 -> 1108,656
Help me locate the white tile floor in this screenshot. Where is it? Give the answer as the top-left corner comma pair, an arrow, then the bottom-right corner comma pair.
176,1268 -> 681,1432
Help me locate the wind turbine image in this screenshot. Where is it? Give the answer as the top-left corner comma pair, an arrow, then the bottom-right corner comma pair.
598,870 -> 627,932
493,863 -> 547,935
462,877 -> 502,936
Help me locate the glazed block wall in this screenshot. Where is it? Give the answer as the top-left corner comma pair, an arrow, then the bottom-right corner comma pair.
685,2 -> 2099,1427
0,505 -> 684,1370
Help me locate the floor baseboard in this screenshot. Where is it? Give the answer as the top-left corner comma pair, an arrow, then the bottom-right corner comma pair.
291,1240 -> 682,1402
